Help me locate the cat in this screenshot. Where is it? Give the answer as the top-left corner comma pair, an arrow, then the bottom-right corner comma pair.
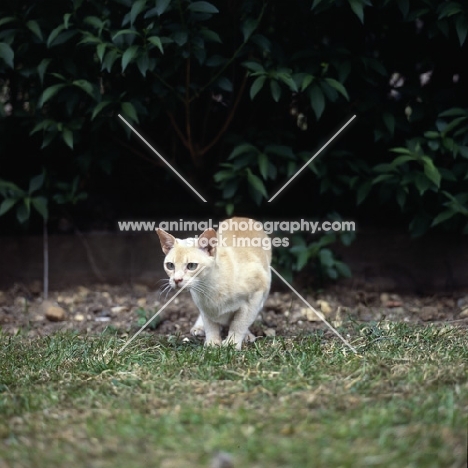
156,217 -> 272,350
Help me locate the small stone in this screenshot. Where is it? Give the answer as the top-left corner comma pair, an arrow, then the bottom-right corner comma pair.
182,337 -> 190,343
301,307 -> 323,322
14,296 -> 29,307
111,306 -> 128,314
419,306 -> 439,321
75,313 -> 85,321
318,300 -> 332,315
45,305 -> 66,322
264,328 -> 276,337
133,284 -> 149,295
459,308 -> 468,318
380,293 -> 390,305
28,280 -> 42,295
137,298 -> 147,308
211,451 -> 234,468
95,316 -> 111,322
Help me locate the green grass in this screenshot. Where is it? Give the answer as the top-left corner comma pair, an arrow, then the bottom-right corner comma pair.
0,323 -> 467,467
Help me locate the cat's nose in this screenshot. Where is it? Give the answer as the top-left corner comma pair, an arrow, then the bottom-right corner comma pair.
174,278 -> 183,286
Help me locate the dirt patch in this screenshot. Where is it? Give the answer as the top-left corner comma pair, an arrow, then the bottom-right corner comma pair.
1,282 -> 467,339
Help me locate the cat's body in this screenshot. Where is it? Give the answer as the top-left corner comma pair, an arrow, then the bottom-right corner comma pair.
156,217 -> 271,349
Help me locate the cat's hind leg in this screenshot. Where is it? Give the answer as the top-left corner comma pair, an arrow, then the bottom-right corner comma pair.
190,314 -> 205,337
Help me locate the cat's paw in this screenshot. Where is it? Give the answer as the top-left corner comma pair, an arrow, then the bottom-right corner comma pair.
204,338 -> 222,347
245,331 -> 256,343
190,325 -> 206,337
222,337 -> 243,351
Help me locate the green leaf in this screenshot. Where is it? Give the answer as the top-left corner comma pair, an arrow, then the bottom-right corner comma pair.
38,84 -> 67,107
172,30 -> 188,46
222,180 -> 238,198
309,86 -> 325,119
391,155 -> 415,167
112,29 -> 140,41
270,80 -> 281,102
121,102 -> 139,123
324,78 -> 349,100
356,181 -> 372,205
217,77 -> 232,92
0,198 -> 17,216
154,0 -> 171,15
241,17 -> 258,42
73,79 -> 96,99
187,1 -> 219,14
137,53 -> 150,76
348,0 -> 365,23
102,49 -> 120,72
431,209 -> 455,227
62,128 -> 73,149
26,20 -> 43,40
389,147 -> 412,155
31,197 -> 48,220
0,17 -> 15,28
63,13 -> 72,29
247,170 -> 268,198
456,16 -> 468,46
301,74 -> 314,91
91,101 -> 111,120
242,61 -> 264,73
225,203 -> 234,216
29,173 -> 45,194
85,16 -> 105,29
335,261 -> 351,278
250,76 -> 266,100
200,28 -> 222,43
37,58 -> 51,85
130,0 -> 146,25
228,143 -> 257,160
258,153 -> 269,180
47,24 -> 65,47
0,43 -> 14,68
16,201 -> 30,224
213,170 -> 234,183
318,248 -> 334,267
382,112 -> 395,135
121,45 -> 139,72
438,107 -> 467,118
422,157 -> 441,187
397,0 -> 409,18
147,36 -> 164,54
265,145 -> 295,159
96,43 -> 106,62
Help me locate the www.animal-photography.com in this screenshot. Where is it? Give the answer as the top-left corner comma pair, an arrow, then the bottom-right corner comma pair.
1,1 -> 467,467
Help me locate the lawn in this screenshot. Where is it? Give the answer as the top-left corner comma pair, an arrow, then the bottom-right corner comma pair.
0,322 -> 467,468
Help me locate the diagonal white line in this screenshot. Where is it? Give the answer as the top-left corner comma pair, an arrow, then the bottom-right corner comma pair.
117,266 -> 206,354
118,114 -> 207,203
269,266 -> 358,354
268,115 -> 356,202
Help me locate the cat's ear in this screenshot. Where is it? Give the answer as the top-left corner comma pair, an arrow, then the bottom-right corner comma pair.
198,228 -> 217,257
156,228 -> 176,255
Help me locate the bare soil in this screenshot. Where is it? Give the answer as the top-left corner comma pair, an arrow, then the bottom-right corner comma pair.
1,281 -> 468,340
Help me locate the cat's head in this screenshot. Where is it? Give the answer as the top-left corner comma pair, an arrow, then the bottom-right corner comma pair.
156,227 -> 217,289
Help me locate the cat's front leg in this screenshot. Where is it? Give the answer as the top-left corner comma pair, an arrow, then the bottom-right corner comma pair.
190,314 -> 205,337
224,291 -> 265,350
201,314 -> 222,347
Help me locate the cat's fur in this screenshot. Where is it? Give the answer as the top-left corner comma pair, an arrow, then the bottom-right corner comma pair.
156,217 -> 271,350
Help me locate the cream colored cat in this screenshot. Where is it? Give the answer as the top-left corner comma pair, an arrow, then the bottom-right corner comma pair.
156,217 -> 272,350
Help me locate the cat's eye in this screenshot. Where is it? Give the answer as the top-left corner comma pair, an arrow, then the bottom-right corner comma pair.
187,263 -> 198,271
165,262 -> 175,270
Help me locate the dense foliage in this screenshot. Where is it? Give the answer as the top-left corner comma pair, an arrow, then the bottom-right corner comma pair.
0,0 -> 467,279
